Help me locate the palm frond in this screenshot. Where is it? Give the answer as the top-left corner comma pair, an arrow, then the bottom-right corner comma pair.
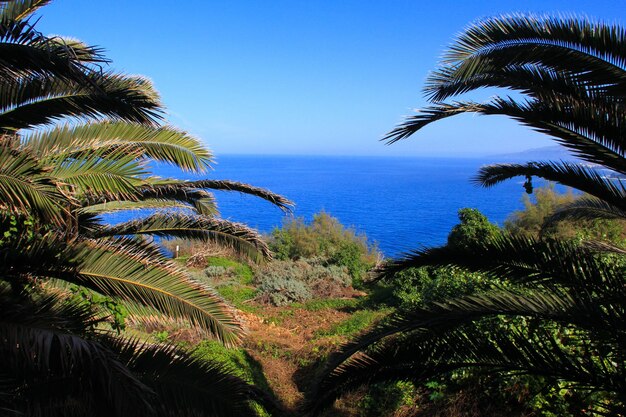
92,212 -> 271,261
110,338 -> 278,417
475,161 -> 626,211
0,234 -> 244,345
542,196 -> 626,227
0,287 -> 153,416
0,72 -> 163,131
384,98 -> 626,174
51,148 -> 147,198
78,199 -> 192,215
427,14 -> 626,102
73,238 -> 245,345
308,318 -> 625,415
0,141 -> 63,222
0,19 -> 106,87
138,179 -> 294,212
24,122 -> 213,173
378,233 -> 623,294
179,179 -> 294,211
0,0 -> 51,21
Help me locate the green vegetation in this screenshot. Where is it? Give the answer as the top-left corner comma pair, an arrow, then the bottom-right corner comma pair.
307,15 -> 626,417
270,212 -> 379,282
316,309 -> 385,338
2,2 -> 624,416
506,184 -> 626,245
0,1 -> 290,415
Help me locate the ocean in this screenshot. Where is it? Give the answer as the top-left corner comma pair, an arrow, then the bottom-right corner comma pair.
130,154 -> 550,258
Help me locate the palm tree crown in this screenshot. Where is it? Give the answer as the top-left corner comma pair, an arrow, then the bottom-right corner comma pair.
0,1 -> 291,415
307,14 -> 626,416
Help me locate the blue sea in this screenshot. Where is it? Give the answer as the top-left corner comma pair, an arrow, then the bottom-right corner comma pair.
114,155 -> 559,258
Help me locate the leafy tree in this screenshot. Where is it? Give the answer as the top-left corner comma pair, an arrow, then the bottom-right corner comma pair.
307,15 -> 626,416
447,208 -> 500,250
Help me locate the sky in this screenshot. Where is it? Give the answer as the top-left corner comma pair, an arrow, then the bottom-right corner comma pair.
36,1 -> 624,157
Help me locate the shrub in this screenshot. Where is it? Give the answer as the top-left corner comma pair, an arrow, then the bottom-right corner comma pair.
505,184 -> 626,245
256,275 -> 312,306
254,258 -> 354,306
447,208 -> 500,250
391,266 -> 491,310
269,212 -> 379,281
204,265 -> 228,278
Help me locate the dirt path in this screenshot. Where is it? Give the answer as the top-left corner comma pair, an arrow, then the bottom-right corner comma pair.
240,306 -> 353,413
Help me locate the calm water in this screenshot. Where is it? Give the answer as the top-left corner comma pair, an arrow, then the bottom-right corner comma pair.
107,155 -> 552,256
111,155 -> 551,258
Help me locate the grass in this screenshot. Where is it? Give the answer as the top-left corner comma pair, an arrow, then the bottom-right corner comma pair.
215,284 -> 257,311
316,309 -> 388,338
292,297 -> 358,311
206,256 -> 254,284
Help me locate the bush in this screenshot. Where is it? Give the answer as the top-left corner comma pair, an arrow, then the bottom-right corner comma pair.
391,266 -> 491,310
447,208 -> 500,250
256,275 -> 312,306
269,212 -> 379,281
254,258 -> 353,306
204,265 -> 228,278
505,184 -> 626,245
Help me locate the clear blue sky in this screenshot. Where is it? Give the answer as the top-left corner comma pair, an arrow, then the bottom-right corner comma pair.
37,1 -> 623,157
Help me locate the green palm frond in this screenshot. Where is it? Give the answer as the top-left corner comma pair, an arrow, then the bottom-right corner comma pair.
140,179 -> 294,212
0,234 -> 244,345
110,338 -> 278,417
25,122 -> 213,173
73,238 -> 245,345
0,0 -> 50,21
78,199 -> 192,215
0,141 -> 63,221
51,148 -> 147,198
92,212 -> 271,261
0,18 -> 106,87
385,98 -> 626,174
378,234 -> 624,296
308,318 -> 625,415
475,161 -> 626,210
428,15 -> 626,101
181,179 -> 294,211
542,196 -> 626,227
0,72 -> 162,131
0,286 -> 153,416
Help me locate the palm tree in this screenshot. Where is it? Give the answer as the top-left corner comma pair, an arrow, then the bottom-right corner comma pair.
0,1 -> 291,415
306,15 -> 626,416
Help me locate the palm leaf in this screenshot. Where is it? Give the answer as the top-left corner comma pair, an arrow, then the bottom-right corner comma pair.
51,148 -> 147,198
73,238 -> 245,346
92,212 -> 272,261
378,234 -> 624,294
0,18 -> 105,87
78,199 -> 192,215
140,179 -> 294,212
542,196 -> 626,226
428,15 -> 626,101
110,338 -> 279,417
0,72 -> 163,131
0,287 -> 153,416
0,0 -> 50,21
0,141 -> 63,222
475,161 -> 626,210
0,234 -> 244,345
308,319 -> 625,415
25,121 -> 213,172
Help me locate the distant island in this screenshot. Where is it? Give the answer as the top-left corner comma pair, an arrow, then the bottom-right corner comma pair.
490,145 -> 579,161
